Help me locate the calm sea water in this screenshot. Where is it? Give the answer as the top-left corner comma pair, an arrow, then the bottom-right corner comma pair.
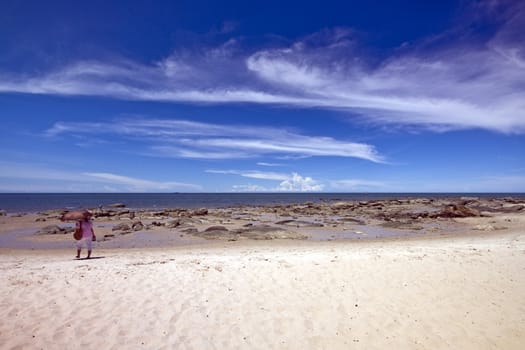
1,193 -> 524,213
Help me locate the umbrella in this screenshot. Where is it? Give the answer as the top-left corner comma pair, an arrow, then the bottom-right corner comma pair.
60,210 -> 92,221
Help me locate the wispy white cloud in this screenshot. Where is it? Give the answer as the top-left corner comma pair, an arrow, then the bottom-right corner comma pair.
206,169 -> 289,181
257,162 -> 284,167
1,2 -> 523,133
0,161 -> 201,192
46,119 -> 383,162
83,172 -> 202,192
245,38 -> 525,133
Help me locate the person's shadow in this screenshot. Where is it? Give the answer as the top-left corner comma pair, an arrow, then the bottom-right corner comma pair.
74,256 -> 105,260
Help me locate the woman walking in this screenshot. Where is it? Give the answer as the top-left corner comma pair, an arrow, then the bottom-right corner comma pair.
75,216 -> 96,259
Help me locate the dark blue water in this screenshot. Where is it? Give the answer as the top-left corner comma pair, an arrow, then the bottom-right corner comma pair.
0,193 -> 524,213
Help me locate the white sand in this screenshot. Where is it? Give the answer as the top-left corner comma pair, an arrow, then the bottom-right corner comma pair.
1,231 -> 524,350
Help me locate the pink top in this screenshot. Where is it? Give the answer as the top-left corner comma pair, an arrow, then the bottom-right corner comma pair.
77,220 -> 93,239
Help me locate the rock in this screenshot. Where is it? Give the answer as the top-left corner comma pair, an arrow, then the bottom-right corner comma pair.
503,197 -> 522,204
60,210 -> 92,221
165,220 -> 180,229
381,221 -> 424,230
460,196 -> 479,202
177,217 -> 202,225
93,210 -> 119,218
500,205 -> 525,213
37,225 -> 69,235
0,210 -> 6,216
192,224 -> 307,241
107,203 -> 126,208
197,226 -> 230,238
275,220 -> 323,227
339,217 -> 366,225
131,221 -> 144,231
115,210 -> 131,219
237,225 -> 307,240
331,202 -> 355,210
112,223 -> 131,232
472,224 -> 507,231
431,204 -> 480,218
204,225 -> 229,232
192,208 -> 208,216
181,227 -> 198,234
35,217 -> 47,222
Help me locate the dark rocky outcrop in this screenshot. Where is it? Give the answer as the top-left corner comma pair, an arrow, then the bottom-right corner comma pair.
430,204 -> 481,218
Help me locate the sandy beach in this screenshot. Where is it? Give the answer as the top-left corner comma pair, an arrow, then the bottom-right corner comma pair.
1,199 -> 525,349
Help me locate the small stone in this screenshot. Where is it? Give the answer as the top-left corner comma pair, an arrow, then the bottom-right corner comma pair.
112,223 -> 131,232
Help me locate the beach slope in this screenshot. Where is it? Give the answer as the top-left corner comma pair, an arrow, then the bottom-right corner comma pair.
1,230 -> 524,349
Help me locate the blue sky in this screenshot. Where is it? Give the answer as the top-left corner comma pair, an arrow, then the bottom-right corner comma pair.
1,0 -> 524,192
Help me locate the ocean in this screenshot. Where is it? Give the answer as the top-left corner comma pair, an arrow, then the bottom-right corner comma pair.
1,193 -> 524,213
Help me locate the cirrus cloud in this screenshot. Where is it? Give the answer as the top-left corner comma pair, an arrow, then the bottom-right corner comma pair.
46,118 -> 383,162
1,2 -> 523,134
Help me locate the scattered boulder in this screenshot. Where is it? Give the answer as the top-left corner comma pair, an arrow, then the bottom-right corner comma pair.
192,208 -> 208,216
178,217 -> 200,225
165,220 -> 181,229
431,204 -> 480,218
275,219 -> 323,227
237,225 -> 307,240
338,217 -> 366,225
0,209 -> 6,216
37,225 -> 72,235
500,205 -> 525,213
472,224 -> 507,231
112,223 -> 131,232
192,224 -> 307,241
204,225 -> 229,232
331,202 -> 355,210
60,210 -> 92,221
93,210 -> 119,218
181,227 -> 198,234
196,226 -> 230,239
107,203 -> 126,208
131,221 -> 144,231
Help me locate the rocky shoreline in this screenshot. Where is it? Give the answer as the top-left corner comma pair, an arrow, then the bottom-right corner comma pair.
0,196 -> 517,248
